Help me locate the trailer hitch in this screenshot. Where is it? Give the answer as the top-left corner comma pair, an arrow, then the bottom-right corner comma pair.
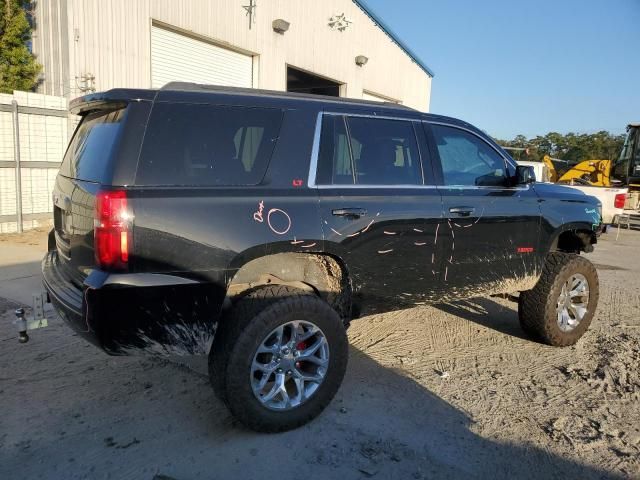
12,292 -> 50,344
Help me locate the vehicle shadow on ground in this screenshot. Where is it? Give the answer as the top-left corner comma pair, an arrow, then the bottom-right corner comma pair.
1,308 -> 617,479
341,347 -> 615,479
431,297 -> 533,342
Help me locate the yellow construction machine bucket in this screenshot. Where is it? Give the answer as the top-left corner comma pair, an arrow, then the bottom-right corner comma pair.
557,159 -> 612,186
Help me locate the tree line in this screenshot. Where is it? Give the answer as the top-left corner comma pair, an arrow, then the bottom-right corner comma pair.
0,0 -> 41,93
494,131 -> 626,164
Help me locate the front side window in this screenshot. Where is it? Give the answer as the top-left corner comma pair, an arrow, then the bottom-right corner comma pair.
137,103 -> 282,186
316,115 -> 422,186
431,124 -> 507,187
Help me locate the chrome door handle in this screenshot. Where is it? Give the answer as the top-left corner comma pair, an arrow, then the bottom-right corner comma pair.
332,208 -> 367,219
449,206 -> 475,217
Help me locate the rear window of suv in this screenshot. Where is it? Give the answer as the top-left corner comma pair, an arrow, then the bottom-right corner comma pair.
136,103 -> 283,186
59,107 -> 127,182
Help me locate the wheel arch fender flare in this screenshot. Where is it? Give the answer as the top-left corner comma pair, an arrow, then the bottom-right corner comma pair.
545,222 -> 597,253
224,243 -> 353,318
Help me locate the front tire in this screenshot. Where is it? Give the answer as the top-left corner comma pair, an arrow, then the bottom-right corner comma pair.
519,253 -> 599,346
209,285 -> 348,432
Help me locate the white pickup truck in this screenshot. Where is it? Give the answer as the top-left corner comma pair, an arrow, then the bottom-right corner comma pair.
518,160 -> 628,224
566,185 -> 628,225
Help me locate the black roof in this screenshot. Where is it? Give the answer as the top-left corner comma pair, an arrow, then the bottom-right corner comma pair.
70,83 -> 421,116
160,82 -> 419,111
69,83 -> 472,132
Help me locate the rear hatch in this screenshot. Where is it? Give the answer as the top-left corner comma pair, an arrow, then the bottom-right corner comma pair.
52,106 -> 130,285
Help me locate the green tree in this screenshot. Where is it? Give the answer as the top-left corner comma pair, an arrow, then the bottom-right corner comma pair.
0,0 -> 41,93
494,130 -> 626,166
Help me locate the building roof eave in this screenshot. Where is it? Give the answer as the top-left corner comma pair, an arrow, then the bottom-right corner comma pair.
352,0 -> 434,78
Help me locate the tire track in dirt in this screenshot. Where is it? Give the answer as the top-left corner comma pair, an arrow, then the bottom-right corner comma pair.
347,242 -> 640,478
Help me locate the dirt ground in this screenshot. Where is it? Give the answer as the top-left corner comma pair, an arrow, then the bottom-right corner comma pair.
1,221 -> 639,480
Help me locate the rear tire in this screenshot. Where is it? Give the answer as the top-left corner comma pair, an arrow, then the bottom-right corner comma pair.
208,285 -> 348,432
519,253 -> 598,346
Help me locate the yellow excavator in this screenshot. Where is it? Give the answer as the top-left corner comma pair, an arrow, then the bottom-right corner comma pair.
538,124 -> 640,192
542,154 -> 611,185
508,124 -> 640,215
613,123 -> 640,189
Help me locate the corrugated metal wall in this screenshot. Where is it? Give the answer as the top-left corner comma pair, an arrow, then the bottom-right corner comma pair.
33,0 -> 432,111
32,0 -> 70,97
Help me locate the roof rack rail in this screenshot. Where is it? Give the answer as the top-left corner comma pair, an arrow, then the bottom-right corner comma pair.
160,82 -> 418,110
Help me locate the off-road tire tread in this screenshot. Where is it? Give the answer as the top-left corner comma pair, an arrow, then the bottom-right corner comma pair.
208,285 -> 348,432
209,285 -> 306,402
519,252 -> 598,346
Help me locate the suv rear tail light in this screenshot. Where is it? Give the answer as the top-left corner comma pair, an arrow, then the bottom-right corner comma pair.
94,190 -> 132,270
614,193 -> 626,209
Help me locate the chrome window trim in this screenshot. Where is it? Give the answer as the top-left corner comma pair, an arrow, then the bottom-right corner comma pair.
307,112 -> 527,190
323,111 -> 423,122
439,184 -> 531,191
307,111 -> 323,188
308,111 -> 427,189
342,116 -> 357,184
310,183 -> 530,191
313,184 -> 439,190
411,121 -> 427,185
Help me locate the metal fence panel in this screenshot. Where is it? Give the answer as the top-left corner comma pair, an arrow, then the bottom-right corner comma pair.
0,91 -> 70,233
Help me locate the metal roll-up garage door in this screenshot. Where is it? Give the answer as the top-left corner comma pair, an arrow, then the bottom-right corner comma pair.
151,25 -> 253,89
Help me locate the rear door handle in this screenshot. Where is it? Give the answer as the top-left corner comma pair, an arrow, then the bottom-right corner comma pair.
449,206 -> 475,217
332,208 -> 367,219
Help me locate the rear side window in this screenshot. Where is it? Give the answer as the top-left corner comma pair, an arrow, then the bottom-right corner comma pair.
59,108 -> 127,182
316,115 -> 354,184
136,103 -> 283,186
316,115 -> 422,186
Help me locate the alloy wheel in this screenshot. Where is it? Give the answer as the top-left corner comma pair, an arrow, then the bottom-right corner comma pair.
556,273 -> 590,332
250,320 -> 329,411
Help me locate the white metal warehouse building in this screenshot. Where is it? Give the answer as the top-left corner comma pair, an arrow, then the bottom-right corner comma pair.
1,0 -> 434,232
32,0 -> 433,108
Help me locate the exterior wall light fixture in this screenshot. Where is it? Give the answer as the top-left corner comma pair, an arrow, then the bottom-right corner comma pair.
272,19 -> 290,34
355,55 -> 368,66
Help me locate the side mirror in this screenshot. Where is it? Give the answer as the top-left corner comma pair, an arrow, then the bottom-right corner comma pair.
515,165 -> 536,185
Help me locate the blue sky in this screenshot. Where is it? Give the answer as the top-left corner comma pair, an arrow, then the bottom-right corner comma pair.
364,0 -> 640,139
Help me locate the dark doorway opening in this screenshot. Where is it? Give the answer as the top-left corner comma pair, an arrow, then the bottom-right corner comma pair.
286,66 -> 341,96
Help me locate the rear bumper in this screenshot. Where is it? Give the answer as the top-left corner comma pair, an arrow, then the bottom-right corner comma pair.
42,250 -> 94,344
42,250 -> 225,355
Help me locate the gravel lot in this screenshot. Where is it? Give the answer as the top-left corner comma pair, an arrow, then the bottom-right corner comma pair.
1,221 -> 639,480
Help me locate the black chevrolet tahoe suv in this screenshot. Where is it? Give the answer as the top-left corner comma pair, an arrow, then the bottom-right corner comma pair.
43,83 -> 602,432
